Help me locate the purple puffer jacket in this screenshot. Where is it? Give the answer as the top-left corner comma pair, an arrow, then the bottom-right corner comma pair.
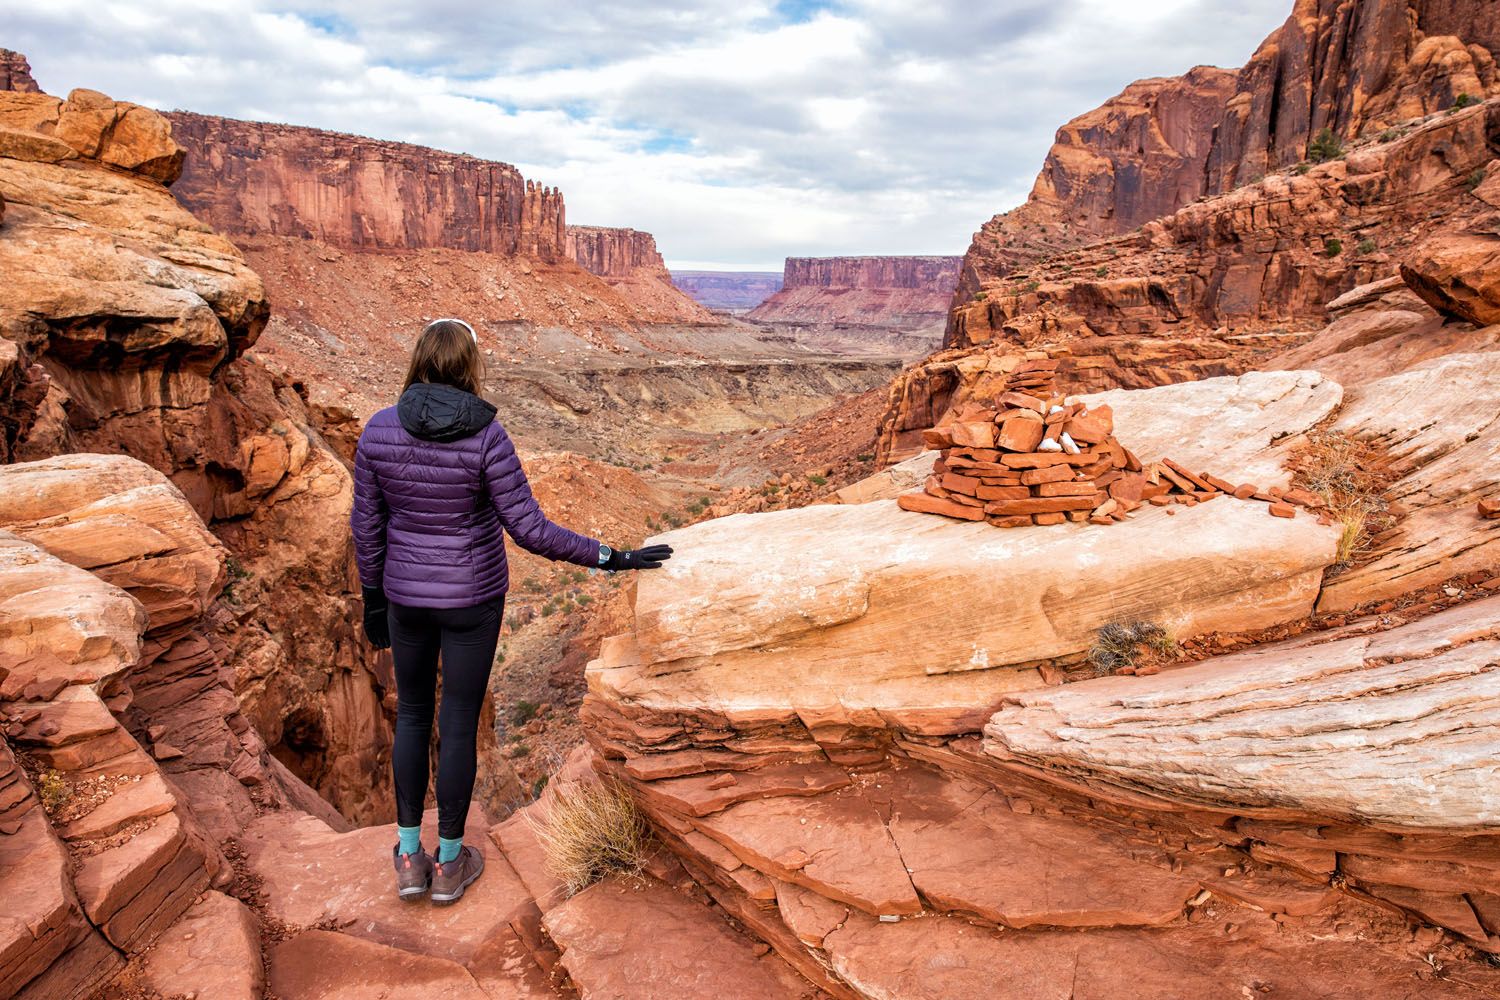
351,382 -> 600,607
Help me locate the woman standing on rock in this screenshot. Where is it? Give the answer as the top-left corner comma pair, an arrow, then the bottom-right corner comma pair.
351,318 -> 672,905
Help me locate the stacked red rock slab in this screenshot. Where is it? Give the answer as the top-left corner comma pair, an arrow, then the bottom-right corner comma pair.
899,352 -> 1320,527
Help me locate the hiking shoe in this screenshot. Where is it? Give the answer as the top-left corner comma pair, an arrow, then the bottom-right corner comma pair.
393,845 -> 433,902
430,845 -> 484,905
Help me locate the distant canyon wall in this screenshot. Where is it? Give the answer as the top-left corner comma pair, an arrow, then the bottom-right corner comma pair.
952,0 -> 1500,331
166,111 -> 568,259
749,255 -> 961,332
670,270 -> 783,311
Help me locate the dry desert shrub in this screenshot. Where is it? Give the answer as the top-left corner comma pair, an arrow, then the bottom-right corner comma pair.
1290,431 -> 1394,569
528,778 -> 645,896
1088,620 -> 1177,675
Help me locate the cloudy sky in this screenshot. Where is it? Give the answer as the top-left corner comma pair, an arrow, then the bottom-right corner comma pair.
5,1 -> 1288,269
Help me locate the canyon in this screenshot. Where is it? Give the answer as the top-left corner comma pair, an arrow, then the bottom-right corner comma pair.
3,1 -> 1500,996
670,270 -> 783,312
748,255 -> 962,354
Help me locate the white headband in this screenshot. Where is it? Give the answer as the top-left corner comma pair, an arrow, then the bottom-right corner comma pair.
428,317 -> 477,343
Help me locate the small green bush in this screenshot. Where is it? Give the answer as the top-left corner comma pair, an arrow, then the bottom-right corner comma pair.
511,699 -> 540,726
1453,92 -> 1479,110
856,453 -> 874,463
1023,280 -> 1040,293
1466,167 -> 1488,191
1324,238 -> 1344,258
1094,266 -> 1108,277
806,473 -> 827,486
1295,162 -> 1313,175
974,292 -> 988,302
1307,127 -> 1344,162
1356,238 -> 1377,255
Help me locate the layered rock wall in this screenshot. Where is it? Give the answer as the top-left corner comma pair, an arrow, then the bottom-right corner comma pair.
937,97 -> 1500,391
166,111 -> 567,259
566,225 -> 671,280
951,0 -> 1500,327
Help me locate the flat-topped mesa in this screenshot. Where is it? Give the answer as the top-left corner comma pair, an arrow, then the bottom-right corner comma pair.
949,0 -> 1500,332
165,111 -> 568,260
0,48 -> 40,93
748,255 -> 962,330
566,225 -> 671,280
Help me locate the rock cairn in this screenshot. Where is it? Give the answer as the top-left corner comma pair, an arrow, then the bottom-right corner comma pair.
897,353 -> 1318,527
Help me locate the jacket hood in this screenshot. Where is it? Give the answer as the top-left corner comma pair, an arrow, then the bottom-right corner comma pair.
397,383 -> 497,442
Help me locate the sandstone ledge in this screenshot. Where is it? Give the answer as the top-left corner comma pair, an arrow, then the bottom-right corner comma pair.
591,496 -> 1339,734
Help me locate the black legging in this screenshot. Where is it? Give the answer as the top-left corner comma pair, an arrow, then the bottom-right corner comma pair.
388,597 -> 503,840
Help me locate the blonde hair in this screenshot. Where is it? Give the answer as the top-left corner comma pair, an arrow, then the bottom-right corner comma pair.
403,319 -> 485,395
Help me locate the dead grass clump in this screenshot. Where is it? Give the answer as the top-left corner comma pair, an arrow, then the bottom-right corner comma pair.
1289,431 -> 1395,569
1088,621 -> 1178,675
528,779 -> 645,896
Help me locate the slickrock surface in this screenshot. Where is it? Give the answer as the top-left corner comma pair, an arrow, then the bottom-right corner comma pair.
749,256 -> 960,344
950,0 -> 1500,317
591,496 -> 1336,733
0,85 -> 395,822
1317,352 -> 1500,610
140,891 -> 262,1000
576,589 -> 1500,997
985,596 -> 1500,827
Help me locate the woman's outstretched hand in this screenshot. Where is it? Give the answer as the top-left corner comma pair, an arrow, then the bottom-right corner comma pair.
603,544 -> 674,571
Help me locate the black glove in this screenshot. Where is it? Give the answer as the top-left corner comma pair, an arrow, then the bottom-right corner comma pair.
361,584 -> 391,649
603,544 -> 674,571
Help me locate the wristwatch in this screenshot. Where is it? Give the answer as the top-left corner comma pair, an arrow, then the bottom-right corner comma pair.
597,543 -> 612,567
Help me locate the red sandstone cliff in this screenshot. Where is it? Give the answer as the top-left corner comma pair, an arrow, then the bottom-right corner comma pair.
0,48 -> 39,93
748,256 -> 960,336
567,225 -> 670,279
166,111 -> 567,260
952,0 -> 1500,331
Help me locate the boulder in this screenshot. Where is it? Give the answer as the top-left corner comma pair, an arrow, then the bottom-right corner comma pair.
1401,232 -> 1500,326
593,496 -> 1338,734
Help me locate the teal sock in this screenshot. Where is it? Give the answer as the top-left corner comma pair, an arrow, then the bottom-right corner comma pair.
437,836 -> 463,863
397,825 -> 421,856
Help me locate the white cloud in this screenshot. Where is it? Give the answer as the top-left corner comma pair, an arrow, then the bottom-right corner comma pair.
2,0 -> 1289,269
